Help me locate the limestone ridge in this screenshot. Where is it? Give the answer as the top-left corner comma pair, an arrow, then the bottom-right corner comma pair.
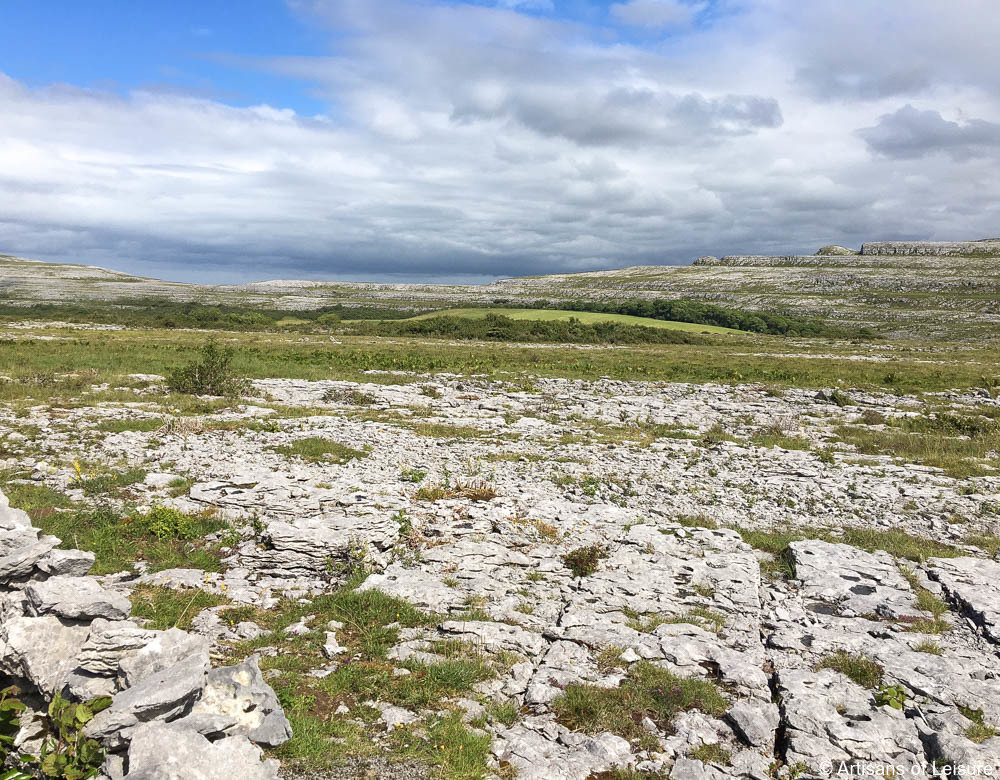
0,238 -> 999,338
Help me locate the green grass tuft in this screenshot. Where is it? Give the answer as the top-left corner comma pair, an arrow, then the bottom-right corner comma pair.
269,437 -> 368,464
551,661 -> 727,748
815,651 -> 883,689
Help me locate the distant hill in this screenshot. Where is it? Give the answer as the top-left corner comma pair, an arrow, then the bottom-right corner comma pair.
1,240 -> 998,339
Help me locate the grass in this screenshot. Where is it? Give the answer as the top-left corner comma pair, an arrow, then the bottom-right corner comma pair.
959,706 -> 999,744
483,700 -> 520,728
129,585 -> 228,630
0,329 -> 995,395
94,418 -> 163,433
219,578 -> 499,778
913,639 -> 942,655
403,307 -> 744,334
1,478 -> 228,574
269,437 -> 368,464
834,420 -> 1000,479
415,481 -> 498,503
551,661 -> 727,749
815,651 -> 883,689
898,566 -> 952,633
688,743 -> 731,765
625,608 -> 727,635
595,645 -> 626,674
964,533 -> 1000,557
750,428 -> 812,451
74,466 -> 148,497
674,514 -> 718,529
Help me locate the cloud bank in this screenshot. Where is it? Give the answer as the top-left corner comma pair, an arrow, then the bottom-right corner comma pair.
0,0 -> 998,283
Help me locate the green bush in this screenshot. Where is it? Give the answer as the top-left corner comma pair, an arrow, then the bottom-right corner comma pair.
562,545 -> 608,578
353,314 -> 702,346
0,688 -> 111,779
131,506 -> 196,540
166,342 -> 251,397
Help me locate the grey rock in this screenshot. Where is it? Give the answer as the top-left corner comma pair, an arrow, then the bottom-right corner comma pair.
777,668 -> 926,769
86,652 -> 210,748
492,725 -> 632,780
0,614 -> 91,695
189,657 -> 292,747
0,532 -> 59,583
323,630 -> 347,658
119,628 -> 210,688
76,619 -> 157,676
143,472 -> 181,489
789,540 -> 922,619
670,758 -> 730,779
35,548 -> 95,577
124,721 -> 280,779
928,557 -> 1000,643
439,620 -> 547,657
25,576 -> 131,621
726,700 -> 779,749
376,702 -> 419,731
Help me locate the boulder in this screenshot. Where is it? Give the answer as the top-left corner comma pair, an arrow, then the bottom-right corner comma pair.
0,615 -> 91,695
86,652 -> 210,749
76,619 -> 157,676
35,548 -> 95,577
25,576 -> 131,621
124,722 -> 280,779
188,657 -> 291,747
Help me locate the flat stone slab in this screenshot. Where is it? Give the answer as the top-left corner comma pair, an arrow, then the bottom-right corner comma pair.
790,539 -> 922,619
25,575 -> 131,621
928,557 -> 1000,644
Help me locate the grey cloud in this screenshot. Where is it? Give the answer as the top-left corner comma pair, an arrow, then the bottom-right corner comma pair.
781,0 -> 1000,102
453,88 -> 782,146
1,0 -> 999,284
794,66 -> 932,101
857,105 -> 1000,160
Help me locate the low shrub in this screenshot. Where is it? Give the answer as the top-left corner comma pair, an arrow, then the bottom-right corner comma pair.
562,544 -> 608,578
166,342 -> 251,397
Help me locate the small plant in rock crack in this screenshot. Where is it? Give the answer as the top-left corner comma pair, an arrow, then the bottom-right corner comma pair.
873,684 -> 906,710
562,544 -> 608,578
37,693 -> 113,779
1,690 -> 112,780
399,467 -> 427,483
1,686 -> 27,769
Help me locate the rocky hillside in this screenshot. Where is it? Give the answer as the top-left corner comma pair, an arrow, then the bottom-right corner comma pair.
2,239 -> 1000,338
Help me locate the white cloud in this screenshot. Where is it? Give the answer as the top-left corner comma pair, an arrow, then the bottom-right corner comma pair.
1,0 -> 999,282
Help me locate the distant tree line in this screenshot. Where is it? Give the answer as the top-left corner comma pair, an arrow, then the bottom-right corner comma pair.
510,298 -> 870,338
350,313 -> 702,345
0,299 -> 425,330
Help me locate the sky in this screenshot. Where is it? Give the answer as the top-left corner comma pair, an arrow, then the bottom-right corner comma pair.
0,0 -> 998,284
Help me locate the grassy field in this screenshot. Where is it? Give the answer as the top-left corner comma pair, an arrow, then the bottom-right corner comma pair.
397,307 -> 744,334
0,326 -> 996,395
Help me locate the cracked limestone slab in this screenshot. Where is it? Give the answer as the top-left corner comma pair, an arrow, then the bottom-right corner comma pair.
25,575 -> 131,621
927,557 -> 1000,643
777,668 -> 928,775
491,723 -> 632,780
789,540 -> 923,620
